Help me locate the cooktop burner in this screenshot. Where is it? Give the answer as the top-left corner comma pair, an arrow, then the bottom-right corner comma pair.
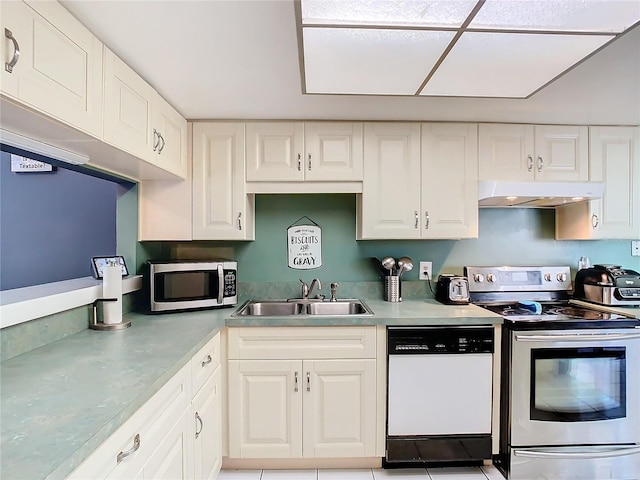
482,302 -> 638,329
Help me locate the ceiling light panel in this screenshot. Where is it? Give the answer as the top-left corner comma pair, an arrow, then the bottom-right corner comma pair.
470,0 -> 640,33
420,31 -> 613,97
301,0 -> 479,27
303,27 -> 455,94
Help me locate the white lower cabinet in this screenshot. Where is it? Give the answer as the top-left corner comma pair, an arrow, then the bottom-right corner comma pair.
67,333 -> 223,480
227,327 -> 378,460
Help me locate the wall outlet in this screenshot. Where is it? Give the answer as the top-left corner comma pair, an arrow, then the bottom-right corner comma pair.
632,240 -> 640,257
419,261 -> 432,280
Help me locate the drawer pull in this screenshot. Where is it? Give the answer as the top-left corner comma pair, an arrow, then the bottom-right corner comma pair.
195,412 -> 203,439
201,355 -> 213,367
294,371 -> 299,392
4,28 -> 20,73
116,434 -> 140,463
306,371 -> 311,392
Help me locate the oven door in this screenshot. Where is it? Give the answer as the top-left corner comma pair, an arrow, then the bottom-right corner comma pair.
510,328 -> 640,446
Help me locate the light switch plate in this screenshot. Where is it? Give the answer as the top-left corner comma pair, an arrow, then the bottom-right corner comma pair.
632,240 -> 640,257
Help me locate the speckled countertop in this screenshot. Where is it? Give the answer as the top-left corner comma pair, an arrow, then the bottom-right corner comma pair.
0,299 -> 501,480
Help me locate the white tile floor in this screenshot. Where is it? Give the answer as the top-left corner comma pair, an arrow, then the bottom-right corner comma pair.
217,466 -> 505,480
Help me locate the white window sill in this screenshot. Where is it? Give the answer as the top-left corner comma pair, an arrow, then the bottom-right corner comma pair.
0,276 -> 142,329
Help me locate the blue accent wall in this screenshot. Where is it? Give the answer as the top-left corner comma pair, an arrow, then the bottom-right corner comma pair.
0,151 -> 118,290
156,194 -> 639,283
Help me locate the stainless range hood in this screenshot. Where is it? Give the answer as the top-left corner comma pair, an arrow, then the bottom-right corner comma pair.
478,180 -> 605,208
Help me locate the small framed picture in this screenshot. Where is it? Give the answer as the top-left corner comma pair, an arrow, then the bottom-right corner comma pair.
91,256 -> 129,279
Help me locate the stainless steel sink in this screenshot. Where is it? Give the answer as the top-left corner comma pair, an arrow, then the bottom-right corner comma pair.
232,299 -> 373,317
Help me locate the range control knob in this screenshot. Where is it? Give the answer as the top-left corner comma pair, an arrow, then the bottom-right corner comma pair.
556,273 -> 567,282
473,273 -> 485,283
486,273 -> 496,283
544,273 -> 552,282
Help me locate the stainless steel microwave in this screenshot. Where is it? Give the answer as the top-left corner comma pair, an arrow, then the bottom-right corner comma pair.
147,259 -> 238,312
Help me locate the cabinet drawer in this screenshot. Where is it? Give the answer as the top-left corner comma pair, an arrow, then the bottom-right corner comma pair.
228,327 -> 377,360
67,364 -> 191,479
191,333 -> 221,395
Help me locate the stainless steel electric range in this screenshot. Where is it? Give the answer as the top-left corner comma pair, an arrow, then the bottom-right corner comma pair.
465,265 -> 640,480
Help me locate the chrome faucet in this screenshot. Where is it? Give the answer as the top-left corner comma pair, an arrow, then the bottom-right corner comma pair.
299,278 -> 322,299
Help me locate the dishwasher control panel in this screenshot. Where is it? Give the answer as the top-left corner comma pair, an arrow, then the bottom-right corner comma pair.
387,326 -> 494,354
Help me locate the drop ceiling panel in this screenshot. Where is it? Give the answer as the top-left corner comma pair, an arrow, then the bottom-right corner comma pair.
470,0 -> 640,33
420,32 -> 613,97
301,0 -> 479,27
303,28 -> 455,94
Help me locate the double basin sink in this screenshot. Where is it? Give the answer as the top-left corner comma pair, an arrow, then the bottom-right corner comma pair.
232,299 -> 373,317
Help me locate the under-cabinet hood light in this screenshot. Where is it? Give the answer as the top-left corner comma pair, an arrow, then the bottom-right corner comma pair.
478,180 -> 605,208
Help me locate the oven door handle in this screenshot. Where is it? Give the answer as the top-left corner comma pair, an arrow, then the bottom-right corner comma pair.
513,445 -> 640,459
515,332 -> 640,342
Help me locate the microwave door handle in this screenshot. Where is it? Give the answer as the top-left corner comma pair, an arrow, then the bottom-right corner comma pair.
217,265 -> 224,304
515,332 -> 640,342
513,445 -> 640,459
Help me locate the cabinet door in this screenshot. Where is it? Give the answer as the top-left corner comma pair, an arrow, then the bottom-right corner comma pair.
556,126 -> 640,239
152,94 -> 188,178
421,123 -> 478,239
304,122 -> 363,181
193,367 -> 222,480
246,122 -> 304,181
303,359 -> 376,458
142,408 -> 192,480
534,125 -> 588,181
103,48 -> 155,162
228,359 -> 302,458
478,124 -> 534,181
0,0 -> 103,137
359,123 -> 421,239
193,122 -> 255,240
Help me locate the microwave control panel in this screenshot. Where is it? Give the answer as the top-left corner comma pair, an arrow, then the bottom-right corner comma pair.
224,270 -> 237,297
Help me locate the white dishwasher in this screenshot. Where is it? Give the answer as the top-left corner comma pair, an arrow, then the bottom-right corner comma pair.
385,326 -> 494,466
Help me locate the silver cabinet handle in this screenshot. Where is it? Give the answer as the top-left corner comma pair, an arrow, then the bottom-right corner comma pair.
294,371 -> 299,392
153,129 -> 160,152
297,154 -> 301,171
414,211 -> 418,229
4,29 -> 20,73
201,354 -> 212,367
306,371 -> 310,392
116,434 -> 140,463
195,412 -> 203,439
526,155 -> 533,172
537,156 -> 543,172
158,133 -> 165,154
237,212 -> 242,231
514,445 -> 640,460
591,214 -> 599,228
425,211 -> 430,230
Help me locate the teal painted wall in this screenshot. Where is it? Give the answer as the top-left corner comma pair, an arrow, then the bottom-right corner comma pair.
148,194 -> 639,282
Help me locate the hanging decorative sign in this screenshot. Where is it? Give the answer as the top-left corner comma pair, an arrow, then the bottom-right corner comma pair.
10,154 -> 55,173
287,216 -> 322,270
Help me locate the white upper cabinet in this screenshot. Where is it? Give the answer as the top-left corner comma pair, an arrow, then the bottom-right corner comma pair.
192,122 -> 255,240
103,48 -> 187,178
479,124 -> 588,182
151,93 -> 188,178
358,123 -> 478,239
359,123 -> 422,239
0,0 -> 103,137
556,126 -> 640,240
103,48 -> 155,162
421,123 -> 478,239
245,122 -> 363,187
